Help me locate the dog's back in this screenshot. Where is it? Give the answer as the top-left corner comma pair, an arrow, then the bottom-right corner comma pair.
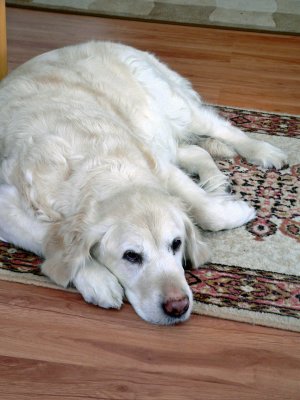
0,43 -> 173,216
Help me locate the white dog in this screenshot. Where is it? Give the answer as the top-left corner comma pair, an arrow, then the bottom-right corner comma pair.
0,42 -> 286,324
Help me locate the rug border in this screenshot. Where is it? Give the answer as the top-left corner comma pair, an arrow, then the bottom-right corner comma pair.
210,103 -> 300,118
193,301 -> 300,332
1,268 -> 299,332
0,269 -> 76,292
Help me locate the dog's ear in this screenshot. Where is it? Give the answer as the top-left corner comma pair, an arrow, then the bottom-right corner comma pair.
184,214 -> 210,269
41,210 -> 106,287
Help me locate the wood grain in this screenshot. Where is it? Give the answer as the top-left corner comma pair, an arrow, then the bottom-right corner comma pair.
1,7 -> 300,400
0,280 -> 299,400
6,7 -> 300,114
0,0 -> 7,79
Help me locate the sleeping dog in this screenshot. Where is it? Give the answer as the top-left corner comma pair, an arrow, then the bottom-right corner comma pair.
0,42 -> 286,324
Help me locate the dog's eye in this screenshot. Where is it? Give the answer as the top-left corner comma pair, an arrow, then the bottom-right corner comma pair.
123,250 -> 143,265
171,238 -> 182,253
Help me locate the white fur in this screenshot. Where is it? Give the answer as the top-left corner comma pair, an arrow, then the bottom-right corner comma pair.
0,41 -> 287,324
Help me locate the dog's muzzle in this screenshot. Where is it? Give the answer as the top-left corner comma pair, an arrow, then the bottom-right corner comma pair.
162,294 -> 190,318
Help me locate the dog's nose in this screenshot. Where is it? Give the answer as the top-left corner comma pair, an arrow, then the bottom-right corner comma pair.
162,295 -> 190,318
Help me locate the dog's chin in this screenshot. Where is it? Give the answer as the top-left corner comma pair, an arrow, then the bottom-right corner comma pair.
135,304 -> 192,325
126,290 -> 193,325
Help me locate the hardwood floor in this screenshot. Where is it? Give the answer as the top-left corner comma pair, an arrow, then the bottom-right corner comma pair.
1,7 -> 300,400
6,7 -> 300,114
1,280 -> 299,400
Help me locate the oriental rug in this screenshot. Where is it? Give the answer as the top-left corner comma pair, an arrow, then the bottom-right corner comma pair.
0,106 -> 299,331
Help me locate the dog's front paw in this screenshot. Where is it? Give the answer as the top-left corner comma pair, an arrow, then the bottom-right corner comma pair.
73,262 -> 124,309
236,140 -> 287,169
197,196 -> 256,231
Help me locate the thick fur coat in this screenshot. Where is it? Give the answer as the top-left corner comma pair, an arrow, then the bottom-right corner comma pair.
0,42 -> 286,324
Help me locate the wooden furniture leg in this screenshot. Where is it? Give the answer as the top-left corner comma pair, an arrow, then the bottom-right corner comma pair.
0,0 -> 7,79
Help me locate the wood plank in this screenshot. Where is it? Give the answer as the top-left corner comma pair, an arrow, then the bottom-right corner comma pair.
0,280 -> 299,400
0,0 -> 7,79
6,7 -> 300,114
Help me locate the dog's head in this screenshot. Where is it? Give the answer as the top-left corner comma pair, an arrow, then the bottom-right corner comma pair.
42,188 -> 209,324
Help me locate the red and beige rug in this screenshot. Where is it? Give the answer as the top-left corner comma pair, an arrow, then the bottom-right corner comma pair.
0,106 -> 299,331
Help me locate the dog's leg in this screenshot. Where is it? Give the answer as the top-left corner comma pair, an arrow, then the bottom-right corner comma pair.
177,145 -> 231,193
72,260 -> 124,309
0,184 -> 45,255
188,105 -> 287,168
137,53 -> 286,168
165,165 -> 255,231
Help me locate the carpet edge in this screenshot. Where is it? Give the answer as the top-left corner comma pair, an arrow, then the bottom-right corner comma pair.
193,301 -> 300,332
0,269 -> 76,292
1,270 -> 299,332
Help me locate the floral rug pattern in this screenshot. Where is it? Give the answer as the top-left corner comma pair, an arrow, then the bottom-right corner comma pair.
186,265 -> 300,319
217,157 -> 299,242
218,107 -> 300,138
0,107 -> 299,328
215,107 -> 300,245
